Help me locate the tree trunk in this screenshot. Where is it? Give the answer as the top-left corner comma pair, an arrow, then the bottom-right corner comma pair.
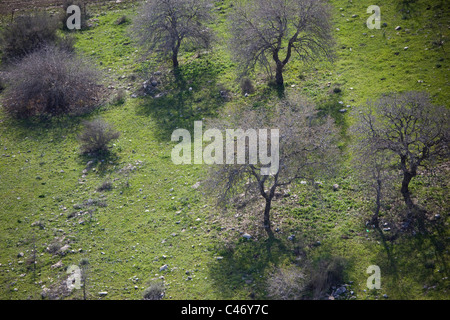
401,171 -> 415,223
371,179 -> 382,228
172,51 -> 179,69
264,198 -> 274,237
275,62 -> 284,86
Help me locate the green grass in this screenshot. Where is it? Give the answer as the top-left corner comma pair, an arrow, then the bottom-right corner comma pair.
0,0 -> 448,300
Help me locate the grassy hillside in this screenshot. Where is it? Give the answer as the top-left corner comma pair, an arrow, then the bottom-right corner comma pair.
0,0 -> 448,300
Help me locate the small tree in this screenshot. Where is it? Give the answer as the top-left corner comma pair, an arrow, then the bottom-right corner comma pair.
229,0 -> 334,86
205,94 -> 338,237
78,119 -> 120,155
354,92 -> 449,229
132,0 -> 214,69
1,45 -> 102,119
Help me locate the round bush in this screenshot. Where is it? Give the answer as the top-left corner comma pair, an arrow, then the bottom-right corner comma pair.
1,45 -> 102,119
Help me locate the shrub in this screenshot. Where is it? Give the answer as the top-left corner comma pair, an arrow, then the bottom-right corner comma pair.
240,77 -> 255,95
267,265 -> 307,300
307,256 -> 346,299
47,242 -> 61,255
78,119 -> 120,155
1,45 -> 102,119
0,12 -> 60,63
111,89 -> 126,105
142,281 -> 164,300
114,15 -> 129,25
56,34 -> 77,53
97,180 -> 113,192
61,0 -> 90,30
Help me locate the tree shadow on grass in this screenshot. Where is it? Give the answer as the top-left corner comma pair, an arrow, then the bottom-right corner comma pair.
207,236 -> 289,299
77,150 -> 121,178
371,219 -> 449,299
135,56 -> 228,142
0,113 -> 86,143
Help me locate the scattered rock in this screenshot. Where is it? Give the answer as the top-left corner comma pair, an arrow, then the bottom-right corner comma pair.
332,184 -> 339,191
334,286 -> 346,296
242,233 -> 252,240
59,245 -> 70,255
160,264 -> 169,271
98,292 -> 108,296
395,26 -> 402,30
51,260 -> 63,269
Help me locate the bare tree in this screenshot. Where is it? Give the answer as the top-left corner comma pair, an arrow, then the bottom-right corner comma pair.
132,0 -> 214,69
205,94 -> 338,237
229,0 -> 334,86
353,91 -> 449,230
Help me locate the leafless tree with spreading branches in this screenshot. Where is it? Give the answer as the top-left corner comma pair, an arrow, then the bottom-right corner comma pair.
229,0 -> 335,86
132,0 -> 214,69
204,94 -> 339,237
353,91 -> 449,231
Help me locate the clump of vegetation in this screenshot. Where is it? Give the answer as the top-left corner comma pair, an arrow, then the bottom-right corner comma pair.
114,15 -> 129,25
142,280 -> 165,300
0,12 -> 60,63
111,89 -> 127,105
47,242 -> 61,255
240,77 -> 255,95
78,119 -> 120,155
306,256 -> 346,299
267,265 -> 307,300
97,180 -> 113,192
1,45 -> 102,119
